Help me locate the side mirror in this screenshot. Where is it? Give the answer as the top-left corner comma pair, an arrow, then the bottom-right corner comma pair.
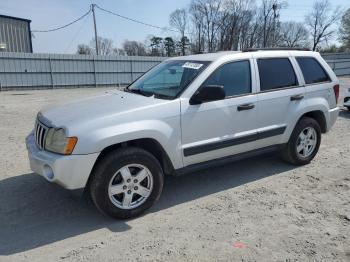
190,85 -> 225,105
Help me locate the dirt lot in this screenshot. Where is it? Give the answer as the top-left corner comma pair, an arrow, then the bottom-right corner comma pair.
0,79 -> 350,262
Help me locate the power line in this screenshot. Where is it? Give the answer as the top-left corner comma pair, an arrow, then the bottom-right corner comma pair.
94,4 -> 179,33
63,11 -> 90,53
32,8 -> 92,33
30,4 -> 180,35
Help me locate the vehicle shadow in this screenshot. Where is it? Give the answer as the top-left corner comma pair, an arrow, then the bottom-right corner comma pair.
154,152 -> 294,212
339,108 -> 350,119
0,151 -> 295,255
0,175 -> 131,255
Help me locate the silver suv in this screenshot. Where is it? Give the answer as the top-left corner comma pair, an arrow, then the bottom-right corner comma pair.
26,50 -> 340,219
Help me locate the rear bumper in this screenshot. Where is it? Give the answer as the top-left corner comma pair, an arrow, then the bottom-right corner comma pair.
327,107 -> 340,131
26,131 -> 99,190
344,97 -> 350,107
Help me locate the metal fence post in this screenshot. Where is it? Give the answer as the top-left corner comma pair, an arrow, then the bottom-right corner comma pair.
130,60 -> 134,82
93,56 -> 97,88
0,60 -> 3,91
49,56 -> 54,89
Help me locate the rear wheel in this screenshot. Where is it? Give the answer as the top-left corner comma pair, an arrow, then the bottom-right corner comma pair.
89,147 -> 164,219
282,117 -> 321,165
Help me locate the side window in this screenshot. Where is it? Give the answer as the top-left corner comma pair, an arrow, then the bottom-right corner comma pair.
202,60 -> 251,97
258,58 -> 298,91
296,57 -> 331,84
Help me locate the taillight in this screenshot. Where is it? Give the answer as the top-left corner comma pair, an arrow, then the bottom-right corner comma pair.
333,84 -> 339,104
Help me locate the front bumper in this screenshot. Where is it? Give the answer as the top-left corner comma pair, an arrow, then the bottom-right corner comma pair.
26,132 -> 99,190
327,107 -> 340,131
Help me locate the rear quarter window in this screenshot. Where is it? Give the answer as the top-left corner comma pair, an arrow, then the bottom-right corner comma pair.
296,57 -> 331,84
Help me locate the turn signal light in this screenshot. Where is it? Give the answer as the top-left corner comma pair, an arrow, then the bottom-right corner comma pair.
64,137 -> 78,155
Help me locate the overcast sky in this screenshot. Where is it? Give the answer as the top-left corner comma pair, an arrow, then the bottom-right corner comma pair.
0,0 -> 349,54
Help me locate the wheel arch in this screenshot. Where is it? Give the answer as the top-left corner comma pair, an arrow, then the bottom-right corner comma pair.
298,110 -> 327,133
86,138 -> 175,190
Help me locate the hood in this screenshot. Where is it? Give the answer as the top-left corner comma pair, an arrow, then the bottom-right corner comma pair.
38,90 -> 168,128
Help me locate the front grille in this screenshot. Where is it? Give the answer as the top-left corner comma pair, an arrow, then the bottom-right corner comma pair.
35,121 -> 48,149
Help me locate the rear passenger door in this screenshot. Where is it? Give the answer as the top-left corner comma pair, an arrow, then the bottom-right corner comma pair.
254,56 -> 306,149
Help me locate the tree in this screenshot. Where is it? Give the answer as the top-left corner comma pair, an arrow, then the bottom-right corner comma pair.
239,9 -> 259,50
257,0 -> 286,48
190,0 -> 223,52
321,44 -> 346,53
90,37 -> 114,55
189,2 -> 205,53
169,8 -> 188,55
339,8 -> 350,49
122,40 -> 147,56
280,21 -> 309,48
176,36 -> 190,55
77,44 -> 92,55
163,37 -> 175,57
305,0 -> 342,51
217,0 -> 256,50
113,48 -> 126,56
150,36 -> 163,56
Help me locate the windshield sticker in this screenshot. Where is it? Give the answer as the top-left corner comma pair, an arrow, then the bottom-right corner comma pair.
182,62 -> 203,70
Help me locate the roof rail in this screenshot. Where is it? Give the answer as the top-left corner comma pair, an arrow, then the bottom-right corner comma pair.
242,47 -> 310,52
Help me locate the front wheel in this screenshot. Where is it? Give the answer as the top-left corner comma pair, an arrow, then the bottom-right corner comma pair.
89,147 -> 164,219
282,117 -> 321,165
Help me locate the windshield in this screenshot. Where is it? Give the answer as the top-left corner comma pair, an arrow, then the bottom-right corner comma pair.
126,60 -> 210,99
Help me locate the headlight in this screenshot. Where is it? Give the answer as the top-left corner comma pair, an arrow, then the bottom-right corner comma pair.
45,128 -> 77,155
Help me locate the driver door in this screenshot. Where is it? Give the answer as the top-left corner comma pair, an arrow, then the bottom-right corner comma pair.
180,60 -> 259,166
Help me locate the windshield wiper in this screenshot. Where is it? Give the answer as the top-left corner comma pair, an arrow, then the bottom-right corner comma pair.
153,93 -> 173,100
123,87 -> 152,97
124,87 -> 173,100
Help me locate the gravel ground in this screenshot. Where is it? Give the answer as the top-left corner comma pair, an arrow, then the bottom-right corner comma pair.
0,79 -> 349,262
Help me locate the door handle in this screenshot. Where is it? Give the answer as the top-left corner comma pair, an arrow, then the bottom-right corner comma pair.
290,94 -> 304,101
237,103 -> 255,111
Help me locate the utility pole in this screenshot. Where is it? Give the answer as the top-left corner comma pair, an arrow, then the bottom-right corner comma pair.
272,3 -> 278,47
91,3 -> 99,55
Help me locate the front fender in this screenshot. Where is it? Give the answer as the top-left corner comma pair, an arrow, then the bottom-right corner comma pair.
73,119 -> 183,169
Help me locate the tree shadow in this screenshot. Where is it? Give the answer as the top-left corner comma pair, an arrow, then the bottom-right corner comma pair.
0,151 -> 295,255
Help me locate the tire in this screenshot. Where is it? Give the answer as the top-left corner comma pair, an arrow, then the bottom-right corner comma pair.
281,117 -> 321,166
89,147 -> 164,219
346,106 -> 350,111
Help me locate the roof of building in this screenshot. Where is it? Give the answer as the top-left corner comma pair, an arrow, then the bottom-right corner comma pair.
0,14 -> 31,23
